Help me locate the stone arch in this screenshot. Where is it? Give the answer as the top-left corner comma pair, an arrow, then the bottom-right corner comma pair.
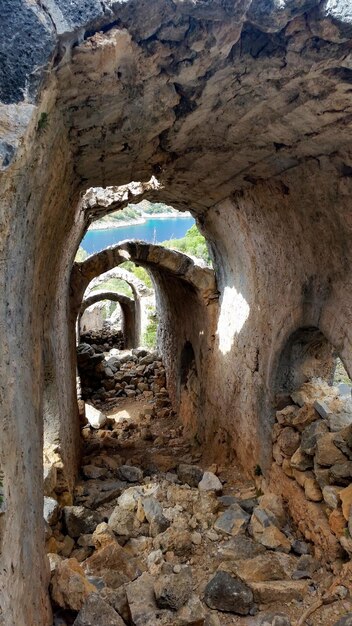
85,265 -> 154,345
79,291 -> 136,348
71,240 -> 218,411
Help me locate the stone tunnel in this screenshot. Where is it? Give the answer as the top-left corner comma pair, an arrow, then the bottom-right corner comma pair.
2,0 -> 352,624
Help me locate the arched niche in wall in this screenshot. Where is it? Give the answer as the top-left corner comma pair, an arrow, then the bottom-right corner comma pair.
274,326 -> 337,398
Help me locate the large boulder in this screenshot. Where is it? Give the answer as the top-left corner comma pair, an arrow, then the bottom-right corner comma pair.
204,571 -> 254,615
50,558 -> 96,611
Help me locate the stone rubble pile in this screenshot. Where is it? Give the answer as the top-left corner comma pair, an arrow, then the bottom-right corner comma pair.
272,378 -> 352,558
43,395 -> 352,626
77,346 -> 168,409
81,328 -> 125,351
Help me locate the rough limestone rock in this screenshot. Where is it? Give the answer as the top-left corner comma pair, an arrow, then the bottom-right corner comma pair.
198,472 -> 222,493
63,506 -> 102,538
73,593 -> 125,626
142,496 -> 170,537
204,570 -> 254,615
177,464 -> 204,487
214,504 -> 250,536
154,569 -> 192,610
108,505 -> 137,537
85,403 -> 107,429
44,497 -> 60,526
50,558 -> 96,611
117,465 -> 144,483
217,536 -> 266,561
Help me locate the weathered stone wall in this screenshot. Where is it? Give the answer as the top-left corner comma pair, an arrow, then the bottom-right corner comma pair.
202,159 -> 352,473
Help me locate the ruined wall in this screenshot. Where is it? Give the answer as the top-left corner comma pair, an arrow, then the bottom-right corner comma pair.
0,96 -> 81,624
202,158 -> 352,473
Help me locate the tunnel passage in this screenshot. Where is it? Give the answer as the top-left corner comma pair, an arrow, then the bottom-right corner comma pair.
3,0 -> 352,622
71,241 -> 218,419
79,291 -> 136,348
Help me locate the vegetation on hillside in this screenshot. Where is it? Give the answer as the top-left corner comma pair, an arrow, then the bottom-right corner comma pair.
96,201 -> 178,224
120,261 -> 153,288
162,224 -> 211,265
143,305 -> 158,349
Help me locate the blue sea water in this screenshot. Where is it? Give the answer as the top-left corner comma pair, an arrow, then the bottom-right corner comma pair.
81,216 -> 195,255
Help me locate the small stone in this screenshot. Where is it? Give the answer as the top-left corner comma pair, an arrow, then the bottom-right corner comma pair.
142,496 -> 170,537
291,540 -> 310,556
73,593 -> 125,625
198,472 -> 222,493
250,508 -> 291,553
154,568 -> 192,610
323,485 -> 342,509
204,571 -> 254,615
334,425 -> 352,460
313,400 -> 332,419
301,421 -> 328,456
44,496 -> 60,526
177,464 -> 203,487
191,531 -> 202,545
258,494 -> 286,526
63,506 -> 102,538
292,405 -> 319,431
177,594 -> 206,625
277,427 -> 300,456
108,505 -> 136,537
85,403 -> 107,429
100,586 -> 130,624
290,447 -> 313,471
315,433 -> 347,466
330,462 -> 352,482
50,558 -> 96,611
58,534 -> 75,558
304,478 -> 322,502
250,580 -> 307,604
117,465 -> 143,483
218,536 -> 265,561
214,504 -> 250,536
233,552 -> 294,583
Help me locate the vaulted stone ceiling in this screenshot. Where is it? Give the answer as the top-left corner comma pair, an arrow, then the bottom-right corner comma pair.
2,1 -> 352,210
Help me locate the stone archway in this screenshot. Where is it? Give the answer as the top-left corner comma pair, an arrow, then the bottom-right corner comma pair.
79,291 -> 137,348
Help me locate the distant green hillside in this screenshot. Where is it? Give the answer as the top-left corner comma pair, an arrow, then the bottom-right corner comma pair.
162,224 -> 211,265
98,201 -> 177,223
